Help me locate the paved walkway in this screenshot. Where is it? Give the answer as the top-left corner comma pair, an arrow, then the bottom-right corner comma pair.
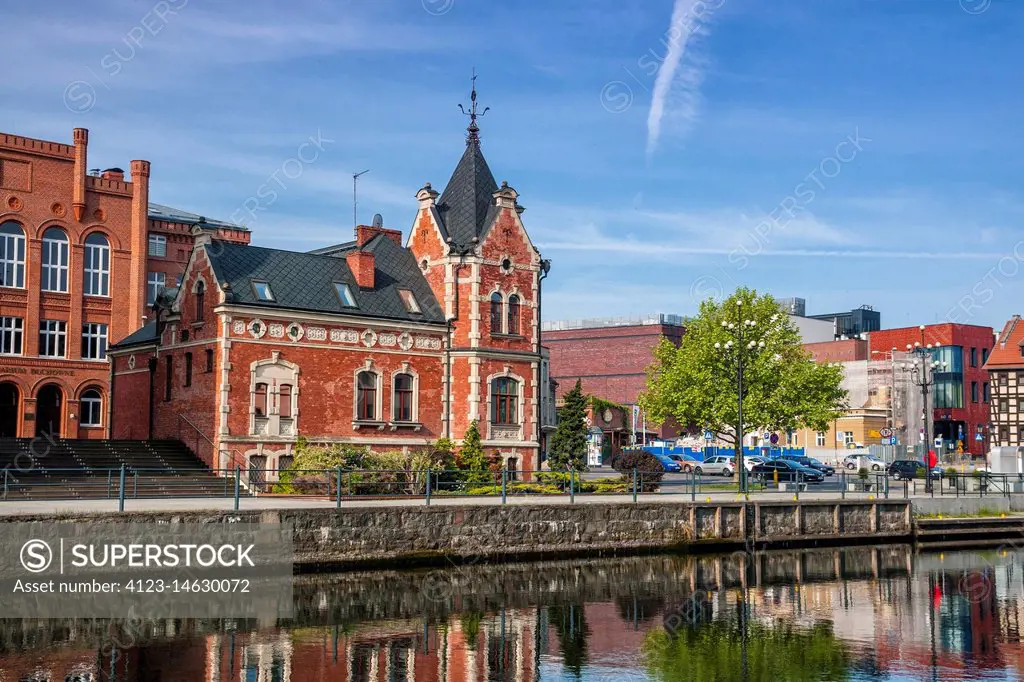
0,491 -> 921,516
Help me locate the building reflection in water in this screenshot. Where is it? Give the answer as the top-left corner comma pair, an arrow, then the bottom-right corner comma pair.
4,547 -> 1024,680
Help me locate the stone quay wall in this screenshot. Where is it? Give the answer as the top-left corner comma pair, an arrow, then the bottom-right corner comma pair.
3,500 -> 913,569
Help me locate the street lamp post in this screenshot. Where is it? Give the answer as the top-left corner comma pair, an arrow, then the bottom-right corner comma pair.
715,307 -> 773,496
901,328 -> 948,494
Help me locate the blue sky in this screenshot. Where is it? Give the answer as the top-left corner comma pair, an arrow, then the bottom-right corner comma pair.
2,0 -> 1022,329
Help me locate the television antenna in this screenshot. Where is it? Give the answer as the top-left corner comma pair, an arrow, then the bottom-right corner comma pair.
353,169 -> 370,228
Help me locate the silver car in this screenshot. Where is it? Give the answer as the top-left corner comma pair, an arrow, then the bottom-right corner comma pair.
696,455 -> 735,477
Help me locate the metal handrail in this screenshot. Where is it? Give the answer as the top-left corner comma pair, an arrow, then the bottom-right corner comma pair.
177,413 -> 248,472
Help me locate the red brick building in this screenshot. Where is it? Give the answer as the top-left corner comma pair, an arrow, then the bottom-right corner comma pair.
108,111 -> 552,474
868,323 -> 995,455
543,314 -> 686,440
0,128 -> 249,440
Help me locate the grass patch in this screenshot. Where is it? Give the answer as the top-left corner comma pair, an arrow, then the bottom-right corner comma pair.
916,507 -> 1010,519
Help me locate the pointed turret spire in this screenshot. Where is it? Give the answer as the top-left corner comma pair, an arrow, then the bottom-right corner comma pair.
458,68 -> 490,146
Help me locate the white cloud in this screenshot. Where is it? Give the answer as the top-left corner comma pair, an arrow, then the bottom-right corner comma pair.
646,0 -> 715,157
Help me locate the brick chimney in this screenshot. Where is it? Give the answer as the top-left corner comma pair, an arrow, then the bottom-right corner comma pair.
129,159 -> 151,330
355,213 -> 403,247
346,251 -> 375,289
72,128 -> 88,222
101,167 -> 125,181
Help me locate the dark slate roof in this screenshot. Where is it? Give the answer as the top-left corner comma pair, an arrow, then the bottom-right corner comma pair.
205,237 -> 446,324
111,320 -> 158,349
436,141 -> 499,247
148,203 -> 248,231
307,240 -> 356,257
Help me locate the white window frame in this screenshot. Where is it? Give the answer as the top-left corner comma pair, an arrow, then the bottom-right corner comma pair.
81,323 -> 108,360
398,289 -> 421,314
148,234 -> 167,257
391,364 -> 419,423
83,233 -> 110,297
334,282 -> 357,307
39,320 -> 67,358
252,280 -> 274,302
0,221 -> 26,289
80,389 -> 102,427
815,432 -> 825,447
147,271 -> 165,306
41,228 -> 69,293
0,316 -> 23,355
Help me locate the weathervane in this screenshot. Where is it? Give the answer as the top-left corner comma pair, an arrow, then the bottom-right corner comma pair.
458,69 -> 489,144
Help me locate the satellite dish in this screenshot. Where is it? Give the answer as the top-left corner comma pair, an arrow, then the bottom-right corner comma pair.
372,213 -> 383,228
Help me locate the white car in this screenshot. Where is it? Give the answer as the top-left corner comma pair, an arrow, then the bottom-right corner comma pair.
696,455 -> 735,477
743,456 -> 766,472
844,454 -> 886,472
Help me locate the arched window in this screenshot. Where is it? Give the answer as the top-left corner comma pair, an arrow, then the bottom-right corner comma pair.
393,373 -> 414,422
0,221 -> 26,288
279,384 -> 292,418
507,294 -> 521,336
490,292 -> 504,335
41,227 -> 69,292
254,382 -> 268,417
356,371 -> 377,421
80,388 -> 103,427
195,280 -> 206,322
491,377 -> 519,425
83,233 -> 109,296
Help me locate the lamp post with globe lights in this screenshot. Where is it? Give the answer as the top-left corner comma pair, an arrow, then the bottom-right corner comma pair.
900,326 -> 948,493
714,308 -> 776,495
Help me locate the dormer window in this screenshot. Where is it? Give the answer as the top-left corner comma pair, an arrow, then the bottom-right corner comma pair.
334,282 -> 357,307
398,289 -> 421,314
252,280 -> 274,302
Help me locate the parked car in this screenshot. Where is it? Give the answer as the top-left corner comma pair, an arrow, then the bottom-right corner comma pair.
888,460 -> 942,480
743,456 -> 766,472
751,459 -> 824,483
653,453 -> 682,473
780,454 -> 835,476
844,454 -> 886,472
668,454 -> 701,473
696,456 -> 735,477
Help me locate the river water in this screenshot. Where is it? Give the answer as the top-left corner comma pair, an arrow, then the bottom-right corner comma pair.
2,545 -> 1022,681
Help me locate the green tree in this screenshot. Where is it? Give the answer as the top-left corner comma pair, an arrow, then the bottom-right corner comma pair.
640,287 -> 846,449
548,379 -> 589,471
457,420 -> 491,483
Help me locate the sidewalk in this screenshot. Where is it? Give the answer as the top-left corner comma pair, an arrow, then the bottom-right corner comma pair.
0,490 -> 918,516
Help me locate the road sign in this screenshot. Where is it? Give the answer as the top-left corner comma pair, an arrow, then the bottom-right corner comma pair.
880,427 -> 893,438
763,431 -> 772,440
888,437 -> 897,445
703,430 -> 714,441
975,433 -> 984,441
769,433 -> 779,445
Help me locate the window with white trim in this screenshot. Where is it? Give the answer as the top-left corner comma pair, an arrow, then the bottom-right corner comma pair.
334,282 -> 356,307
356,371 -> 378,421
148,234 -> 167,257
398,289 -> 421,314
147,271 -> 165,306
815,432 -> 825,447
393,373 -> 415,422
80,388 -> 102,427
0,317 -> 23,355
41,227 -> 69,292
39,320 -> 67,357
0,221 -> 26,288
491,377 -> 519,425
81,323 -> 108,360
83,233 -> 110,296
252,280 -> 274,301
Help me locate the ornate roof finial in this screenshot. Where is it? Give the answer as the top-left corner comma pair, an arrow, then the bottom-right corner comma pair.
458,68 -> 489,146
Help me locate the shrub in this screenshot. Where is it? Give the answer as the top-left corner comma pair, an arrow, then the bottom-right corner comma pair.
611,449 -> 664,492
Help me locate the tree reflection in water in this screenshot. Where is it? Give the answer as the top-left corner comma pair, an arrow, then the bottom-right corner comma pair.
644,596 -> 850,682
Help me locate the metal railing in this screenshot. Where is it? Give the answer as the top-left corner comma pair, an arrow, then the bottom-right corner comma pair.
176,414 -> 249,486
2,465 -> 1022,511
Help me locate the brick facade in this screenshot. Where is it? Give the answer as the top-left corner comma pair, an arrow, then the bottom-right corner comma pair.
869,323 -> 995,455
0,128 -> 249,440
110,135 -> 550,474
544,318 -> 685,439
